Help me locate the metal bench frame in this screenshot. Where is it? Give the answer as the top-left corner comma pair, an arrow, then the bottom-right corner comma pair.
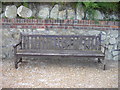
13,33 -> 107,70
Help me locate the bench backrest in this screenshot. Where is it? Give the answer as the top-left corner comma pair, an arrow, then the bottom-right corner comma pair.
20,33 -> 101,51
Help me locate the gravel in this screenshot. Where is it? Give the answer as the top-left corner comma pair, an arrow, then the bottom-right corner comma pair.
2,57 -> 118,88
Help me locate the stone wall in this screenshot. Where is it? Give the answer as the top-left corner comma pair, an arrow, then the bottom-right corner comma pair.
0,2 -> 119,20
2,26 -> 119,60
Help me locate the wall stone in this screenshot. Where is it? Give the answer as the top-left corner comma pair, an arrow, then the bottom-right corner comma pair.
112,51 -> 119,56
5,5 -> 17,19
110,14 -> 118,20
113,55 -> 119,60
94,10 -> 104,20
87,30 -> 100,35
37,5 -> 49,19
58,10 -> 66,20
17,5 -> 32,18
50,4 -> 59,19
76,5 -> 84,20
67,9 -> 75,19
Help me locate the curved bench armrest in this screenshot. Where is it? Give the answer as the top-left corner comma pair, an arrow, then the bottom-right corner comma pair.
13,41 -> 22,55
13,41 -> 21,48
100,45 -> 108,54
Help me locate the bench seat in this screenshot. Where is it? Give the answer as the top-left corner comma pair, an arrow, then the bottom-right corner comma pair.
17,50 -> 104,57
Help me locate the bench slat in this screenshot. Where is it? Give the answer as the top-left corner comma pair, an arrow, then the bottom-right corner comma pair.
17,50 -> 104,57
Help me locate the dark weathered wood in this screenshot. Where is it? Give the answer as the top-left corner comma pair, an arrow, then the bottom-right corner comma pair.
13,33 -> 106,70
26,36 -> 29,49
31,36 -> 33,49
17,50 -> 104,57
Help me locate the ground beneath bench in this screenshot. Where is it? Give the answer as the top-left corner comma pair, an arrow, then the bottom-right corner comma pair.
2,57 -> 118,88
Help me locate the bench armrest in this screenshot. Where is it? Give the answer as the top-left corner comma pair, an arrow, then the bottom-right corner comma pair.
100,45 -> 108,54
13,41 -> 21,48
13,41 -> 22,55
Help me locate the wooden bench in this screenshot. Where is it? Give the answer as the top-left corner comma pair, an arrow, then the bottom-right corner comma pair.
13,33 -> 107,70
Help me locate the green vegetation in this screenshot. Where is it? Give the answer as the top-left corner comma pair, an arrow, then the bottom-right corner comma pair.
26,16 -> 35,19
23,0 -> 29,8
57,2 -> 119,20
96,2 -> 119,13
82,2 -> 99,20
96,2 -> 119,20
78,2 -> 119,20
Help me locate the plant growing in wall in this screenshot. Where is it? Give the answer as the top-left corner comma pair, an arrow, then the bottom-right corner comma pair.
23,0 -> 29,8
96,2 -> 119,20
82,2 -> 99,20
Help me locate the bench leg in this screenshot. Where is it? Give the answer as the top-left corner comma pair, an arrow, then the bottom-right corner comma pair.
15,56 -> 18,69
103,57 -> 106,70
15,57 -> 22,69
19,57 -> 22,63
15,63 -> 18,69
103,64 -> 106,70
98,58 -> 102,63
